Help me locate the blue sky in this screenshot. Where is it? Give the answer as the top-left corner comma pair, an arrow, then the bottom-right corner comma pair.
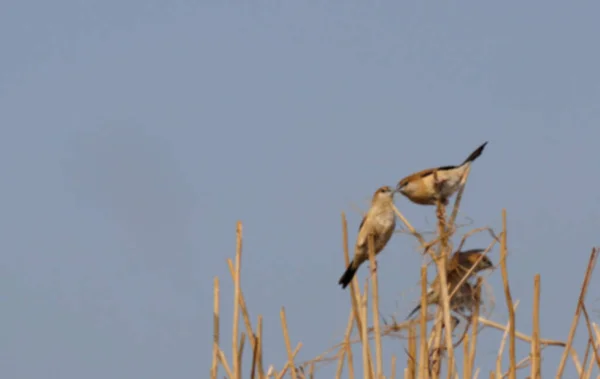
2,1 -> 600,378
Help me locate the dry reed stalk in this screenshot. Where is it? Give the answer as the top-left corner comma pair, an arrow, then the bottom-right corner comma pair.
498,210 -> 516,379
275,343 -> 302,379
463,333 -> 470,379
476,316 -> 565,346
232,221 -> 243,379
226,259 -> 260,368
568,347 -> 584,376
407,324 -> 416,379
585,326 -> 600,379
419,265 -> 429,379
531,274 -> 540,378
345,319 -> 356,379
280,307 -> 298,379
337,310 -> 355,379
467,278 -> 483,378
432,197 -> 456,379
211,276 -> 220,379
217,348 -> 234,378
494,301 -> 520,378
342,213 -> 375,376
341,214 -> 368,362
556,247 -> 599,377
391,355 -> 397,379
256,315 -> 265,378
334,350 -> 345,379
391,203 -> 427,247
238,333 -> 246,375
583,341 -> 596,379
361,282 -> 374,379
428,307 -> 444,379
367,235 -> 384,378
250,326 -> 259,379
581,339 -> 592,379
594,323 -> 600,369
580,302 -> 600,369
501,351 -> 540,378
454,226 -> 501,256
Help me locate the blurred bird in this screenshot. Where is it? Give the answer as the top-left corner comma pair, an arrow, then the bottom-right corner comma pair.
396,142 -> 488,205
338,186 -> 396,289
405,249 -> 493,319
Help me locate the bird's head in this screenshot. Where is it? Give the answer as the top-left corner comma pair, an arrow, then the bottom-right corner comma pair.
461,250 -> 494,272
372,185 -> 395,203
395,179 -> 409,196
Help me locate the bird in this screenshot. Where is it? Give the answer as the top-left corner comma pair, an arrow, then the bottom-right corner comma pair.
405,249 -> 493,320
395,141 -> 488,206
338,186 -> 396,289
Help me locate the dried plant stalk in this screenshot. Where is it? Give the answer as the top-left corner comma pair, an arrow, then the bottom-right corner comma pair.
211,276 -> 220,379
433,198 -> 455,379
580,302 -> 600,369
256,316 -> 264,378
407,324 -> 416,379
211,205 -> 600,379
467,278 -> 482,378
280,307 -> 298,379
556,247 -> 598,377
361,282 -> 374,379
419,265 -> 429,379
337,310 -> 355,379
368,234 -> 384,378
341,212 -> 370,374
499,210 -> 516,379
232,221 -> 243,379
531,274 -> 541,378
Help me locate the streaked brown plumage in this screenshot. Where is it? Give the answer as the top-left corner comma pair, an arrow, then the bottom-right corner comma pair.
405,249 -> 493,319
396,142 -> 488,206
338,186 -> 396,289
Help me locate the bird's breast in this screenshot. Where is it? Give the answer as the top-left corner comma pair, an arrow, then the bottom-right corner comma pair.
373,211 -> 395,230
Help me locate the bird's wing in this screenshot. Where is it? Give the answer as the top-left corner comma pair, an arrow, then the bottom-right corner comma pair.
447,252 -> 461,271
355,215 -> 371,248
358,214 -> 366,233
400,166 -> 459,186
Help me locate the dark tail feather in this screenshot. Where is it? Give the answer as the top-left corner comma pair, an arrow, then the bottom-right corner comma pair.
462,141 -> 488,165
338,260 -> 360,289
405,304 -> 422,320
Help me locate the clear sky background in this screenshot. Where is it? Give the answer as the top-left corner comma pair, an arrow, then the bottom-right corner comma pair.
2,1 -> 600,378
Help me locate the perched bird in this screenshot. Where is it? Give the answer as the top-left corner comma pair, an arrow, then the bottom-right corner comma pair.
396,142 -> 488,205
338,186 -> 396,289
405,249 -> 493,319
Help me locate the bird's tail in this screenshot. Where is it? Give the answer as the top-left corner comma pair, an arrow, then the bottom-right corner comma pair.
405,289 -> 436,320
338,259 -> 361,289
461,141 -> 488,166
405,304 -> 422,320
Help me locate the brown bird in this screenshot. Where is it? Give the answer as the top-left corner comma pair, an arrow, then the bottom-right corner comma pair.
405,249 -> 493,319
338,186 -> 396,289
396,142 -> 488,205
